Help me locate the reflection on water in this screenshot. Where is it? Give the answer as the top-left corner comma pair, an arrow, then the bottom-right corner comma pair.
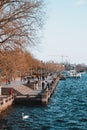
0,73 -> 87,130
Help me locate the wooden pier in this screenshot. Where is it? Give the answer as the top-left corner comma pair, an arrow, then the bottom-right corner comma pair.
0,73 -> 59,110
14,76 -> 59,106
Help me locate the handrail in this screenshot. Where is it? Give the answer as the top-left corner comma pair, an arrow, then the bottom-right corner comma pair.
0,95 -> 14,107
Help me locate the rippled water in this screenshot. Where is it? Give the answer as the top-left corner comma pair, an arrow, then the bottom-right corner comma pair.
0,73 -> 87,130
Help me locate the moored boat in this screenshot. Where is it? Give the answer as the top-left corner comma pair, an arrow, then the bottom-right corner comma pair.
69,70 -> 81,78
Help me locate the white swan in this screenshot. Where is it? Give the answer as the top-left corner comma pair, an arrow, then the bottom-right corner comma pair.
22,113 -> 29,119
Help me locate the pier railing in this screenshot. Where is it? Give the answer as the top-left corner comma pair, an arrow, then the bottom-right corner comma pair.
0,95 -> 14,113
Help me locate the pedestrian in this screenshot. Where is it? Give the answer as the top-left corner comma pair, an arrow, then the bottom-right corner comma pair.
6,78 -> 8,85
42,81 -> 45,90
47,82 -> 50,89
42,75 -> 45,80
10,89 -> 13,95
36,82 -> 38,90
27,79 -> 30,84
8,79 -> 10,84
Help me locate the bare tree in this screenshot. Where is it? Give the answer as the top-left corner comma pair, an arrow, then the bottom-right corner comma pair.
0,0 -> 44,50
0,48 -> 40,80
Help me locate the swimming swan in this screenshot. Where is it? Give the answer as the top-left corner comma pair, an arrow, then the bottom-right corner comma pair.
22,113 -> 29,119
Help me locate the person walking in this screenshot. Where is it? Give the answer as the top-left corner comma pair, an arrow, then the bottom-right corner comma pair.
42,80 -> 45,90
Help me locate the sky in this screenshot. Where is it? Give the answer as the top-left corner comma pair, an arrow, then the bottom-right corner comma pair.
30,0 -> 87,65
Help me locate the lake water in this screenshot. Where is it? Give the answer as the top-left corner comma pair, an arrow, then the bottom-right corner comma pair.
0,73 -> 87,130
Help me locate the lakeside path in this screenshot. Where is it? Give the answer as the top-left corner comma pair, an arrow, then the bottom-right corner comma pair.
2,80 -> 26,88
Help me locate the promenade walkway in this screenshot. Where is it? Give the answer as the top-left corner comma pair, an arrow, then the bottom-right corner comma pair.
2,80 -> 25,88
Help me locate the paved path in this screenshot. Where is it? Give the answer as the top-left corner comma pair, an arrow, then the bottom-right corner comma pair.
2,80 -> 25,88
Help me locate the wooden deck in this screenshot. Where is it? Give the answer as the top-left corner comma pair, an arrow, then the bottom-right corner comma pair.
14,77 -> 59,106
0,73 -> 59,108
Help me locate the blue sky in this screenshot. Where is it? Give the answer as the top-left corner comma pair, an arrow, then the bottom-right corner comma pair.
30,0 -> 87,64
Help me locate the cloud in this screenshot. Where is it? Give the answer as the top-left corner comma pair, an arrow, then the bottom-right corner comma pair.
75,0 -> 85,6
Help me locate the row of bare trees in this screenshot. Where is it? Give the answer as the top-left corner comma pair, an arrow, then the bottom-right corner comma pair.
0,48 -> 65,81
0,0 -> 44,81
0,48 -> 38,80
0,0 -> 65,83
0,0 -> 43,50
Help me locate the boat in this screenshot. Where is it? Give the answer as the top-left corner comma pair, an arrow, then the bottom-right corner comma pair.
69,70 -> 81,78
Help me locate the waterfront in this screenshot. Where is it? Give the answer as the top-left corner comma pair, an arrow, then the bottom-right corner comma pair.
0,73 -> 87,130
